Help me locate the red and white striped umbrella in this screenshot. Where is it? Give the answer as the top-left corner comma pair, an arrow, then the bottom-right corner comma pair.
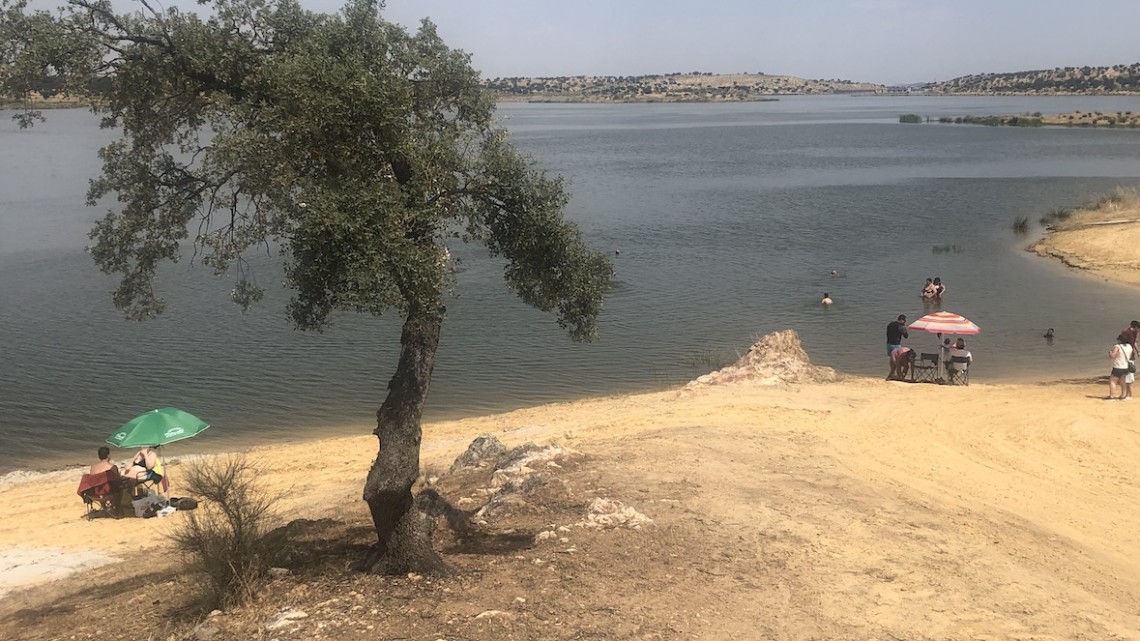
908,311 -> 980,335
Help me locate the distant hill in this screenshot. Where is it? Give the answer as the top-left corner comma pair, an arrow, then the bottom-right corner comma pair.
930,63 -> 1140,95
483,72 -> 887,103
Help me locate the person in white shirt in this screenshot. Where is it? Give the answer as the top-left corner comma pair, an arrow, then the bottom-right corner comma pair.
1109,333 -> 1135,400
948,338 -> 972,372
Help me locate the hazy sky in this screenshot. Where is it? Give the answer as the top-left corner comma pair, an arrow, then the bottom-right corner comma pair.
367,0 -> 1140,84
62,0 -> 1140,84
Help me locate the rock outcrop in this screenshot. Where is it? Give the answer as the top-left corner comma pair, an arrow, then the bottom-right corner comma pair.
686,329 -> 838,388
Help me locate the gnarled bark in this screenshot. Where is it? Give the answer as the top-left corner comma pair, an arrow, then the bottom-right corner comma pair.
357,300 -> 447,575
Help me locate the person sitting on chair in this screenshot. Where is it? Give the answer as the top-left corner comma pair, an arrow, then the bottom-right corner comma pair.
124,446 -> 163,489
80,446 -> 126,516
90,446 -> 119,475
948,338 -> 973,371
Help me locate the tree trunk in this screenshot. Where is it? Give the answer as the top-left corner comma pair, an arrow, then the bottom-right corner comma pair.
357,300 -> 447,575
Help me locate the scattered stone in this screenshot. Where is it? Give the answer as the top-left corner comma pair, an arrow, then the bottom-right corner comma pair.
265,609 -> 309,631
475,609 -> 513,620
450,434 -> 508,473
267,567 -> 290,577
191,622 -> 218,640
514,597 -> 527,604
534,530 -> 557,542
579,497 -> 653,529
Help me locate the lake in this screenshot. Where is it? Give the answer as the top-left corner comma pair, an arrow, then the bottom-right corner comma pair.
3,95 -> 1140,475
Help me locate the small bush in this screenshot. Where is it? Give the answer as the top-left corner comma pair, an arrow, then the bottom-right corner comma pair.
1039,207 -> 1072,225
682,348 -> 739,372
170,456 -> 282,610
1093,187 -> 1140,209
898,113 -> 923,123
1012,216 -> 1029,232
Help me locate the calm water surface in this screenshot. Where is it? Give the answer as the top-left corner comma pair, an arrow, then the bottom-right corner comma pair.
3,96 -> 1140,474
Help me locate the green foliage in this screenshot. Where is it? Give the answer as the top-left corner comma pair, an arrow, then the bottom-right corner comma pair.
1039,207 -> 1072,225
898,113 -> 922,123
931,244 -> 964,254
1091,187 -> 1140,209
937,114 -> 1042,127
931,63 -> 1140,94
2,0 -> 611,340
170,456 -> 282,610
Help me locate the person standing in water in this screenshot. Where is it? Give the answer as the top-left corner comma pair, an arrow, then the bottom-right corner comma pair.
821,293 -> 833,306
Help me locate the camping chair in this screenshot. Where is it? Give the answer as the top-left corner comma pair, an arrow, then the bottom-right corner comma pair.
132,469 -> 168,498
77,471 -> 126,519
912,353 -> 940,383
947,356 -> 970,386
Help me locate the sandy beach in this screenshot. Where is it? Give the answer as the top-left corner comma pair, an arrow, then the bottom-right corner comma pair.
3,199 -> 1140,638
3,329 -> 1140,638
1030,189 -> 1140,287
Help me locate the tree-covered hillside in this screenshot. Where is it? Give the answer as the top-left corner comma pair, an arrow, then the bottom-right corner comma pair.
931,63 -> 1140,94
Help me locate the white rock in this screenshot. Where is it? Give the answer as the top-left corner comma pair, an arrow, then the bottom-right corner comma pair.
267,567 -> 290,577
265,609 -> 309,631
578,497 -> 653,529
475,610 -> 512,620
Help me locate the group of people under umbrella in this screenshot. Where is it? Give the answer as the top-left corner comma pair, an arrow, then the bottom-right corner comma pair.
76,407 -> 209,518
887,311 -> 977,382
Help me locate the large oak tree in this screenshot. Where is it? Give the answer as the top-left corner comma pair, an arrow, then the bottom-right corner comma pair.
1,0 -> 612,573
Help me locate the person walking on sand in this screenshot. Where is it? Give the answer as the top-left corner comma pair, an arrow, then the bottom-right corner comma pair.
886,314 -> 908,377
1107,333 -> 1135,400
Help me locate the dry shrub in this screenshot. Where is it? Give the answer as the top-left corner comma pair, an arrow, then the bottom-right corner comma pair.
169,455 -> 282,609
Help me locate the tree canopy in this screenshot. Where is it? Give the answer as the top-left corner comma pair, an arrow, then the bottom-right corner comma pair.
2,0 -> 612,574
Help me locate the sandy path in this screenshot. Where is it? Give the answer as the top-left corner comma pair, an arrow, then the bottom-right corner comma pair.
3,376 -> 1140,638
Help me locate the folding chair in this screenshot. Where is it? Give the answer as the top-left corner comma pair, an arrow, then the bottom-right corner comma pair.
947,356 -> 970,386
132,469 -> 168,498
77,471 -> 126,519
911,353 -> 940,383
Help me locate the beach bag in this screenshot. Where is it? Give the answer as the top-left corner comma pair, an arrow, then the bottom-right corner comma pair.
171,497 -> 198,511
1129,345 -> 1137,373
132,493 -> 164,518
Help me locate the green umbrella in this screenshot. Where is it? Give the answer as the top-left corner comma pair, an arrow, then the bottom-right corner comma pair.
106,407 -> 210,448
